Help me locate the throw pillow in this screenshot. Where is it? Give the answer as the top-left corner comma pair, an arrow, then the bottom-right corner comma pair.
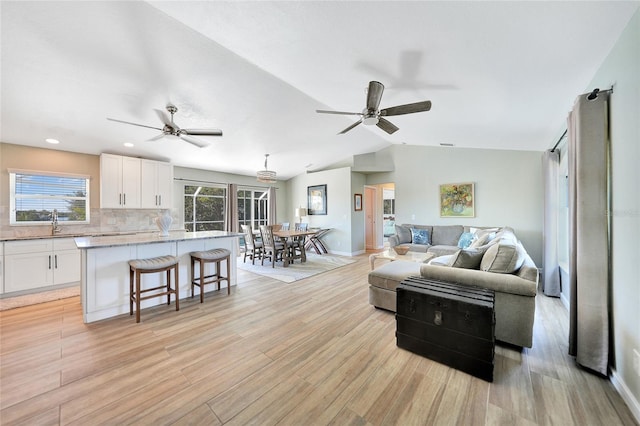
395,225 -> 412,244
457,232 -> 474,249
468,232 -> 490,248
411,228 -> 430,245
480,242 -> 526,273
427,254 -> 453,266
447,248 -> 486,269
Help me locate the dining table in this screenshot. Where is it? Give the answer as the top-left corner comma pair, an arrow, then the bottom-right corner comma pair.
272,229 -> 319,267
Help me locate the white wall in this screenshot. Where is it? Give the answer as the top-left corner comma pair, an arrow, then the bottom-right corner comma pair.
366,145 -> 544,265
287,167 -> 358,255
585,8 -> 640,418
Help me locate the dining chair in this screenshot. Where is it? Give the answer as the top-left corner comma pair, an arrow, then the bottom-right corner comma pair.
280,222 -> 290,230
259,225 -> 286,267
291,223 -> 308,262
241,224 -> 263,264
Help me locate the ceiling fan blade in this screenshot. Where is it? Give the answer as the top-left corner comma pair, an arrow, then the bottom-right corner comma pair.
107,118 -> 163,131
179,133 -> 209,148
338,120 -> 362,135
182,128 -> 223,136
366,81 -> 384,111
154,109 -> 172,126
147,133 -> 166,142
316,109 -> 362,116
376,117 -> 399,134
380,100 -> 432,117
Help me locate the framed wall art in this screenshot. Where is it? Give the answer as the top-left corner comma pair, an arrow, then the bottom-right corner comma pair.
354,193 -> 362,211
307,184 -> 327,215
439,182 -> 475,217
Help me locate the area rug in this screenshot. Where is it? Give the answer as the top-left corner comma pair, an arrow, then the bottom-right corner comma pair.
236,253 -> 355,283
0,286 -> 80,311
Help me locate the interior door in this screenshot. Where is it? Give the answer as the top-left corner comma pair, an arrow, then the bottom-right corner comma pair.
365,186 -> 377,250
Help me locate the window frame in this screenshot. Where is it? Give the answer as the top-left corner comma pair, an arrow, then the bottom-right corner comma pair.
9,169 -> 91,226
183,184 -> 227,232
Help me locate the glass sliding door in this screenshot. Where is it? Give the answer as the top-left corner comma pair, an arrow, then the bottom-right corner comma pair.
238,188 -> 268,230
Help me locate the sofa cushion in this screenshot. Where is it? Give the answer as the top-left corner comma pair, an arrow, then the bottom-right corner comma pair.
368,260 -> 421,291
410,228 -> 430,245
395,225 -> 412,244
427,254 -> 454,266
431,225 -> 464,246
480,242 -> 526,273
447,248 -> 486,269
427,245 -> 460,257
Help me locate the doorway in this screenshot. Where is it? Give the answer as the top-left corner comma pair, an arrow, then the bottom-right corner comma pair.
365,186 -> 377,250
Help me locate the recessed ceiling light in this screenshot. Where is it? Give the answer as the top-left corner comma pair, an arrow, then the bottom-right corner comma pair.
123,142 -> 134,148
45,138 -> 60,144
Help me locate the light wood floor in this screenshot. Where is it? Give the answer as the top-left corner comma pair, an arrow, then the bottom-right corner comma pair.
0,254 -> 636,425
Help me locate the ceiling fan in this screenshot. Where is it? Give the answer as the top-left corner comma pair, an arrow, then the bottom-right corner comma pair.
107,104 -> 223,148
316,81 -> 431,135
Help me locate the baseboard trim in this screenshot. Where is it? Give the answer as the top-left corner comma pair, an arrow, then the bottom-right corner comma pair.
611,368 -> 640,424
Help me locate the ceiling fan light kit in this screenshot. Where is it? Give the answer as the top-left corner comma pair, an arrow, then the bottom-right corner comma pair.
107,104 -> 222,148
316,80 -> 432,135
257,154 -> 277,184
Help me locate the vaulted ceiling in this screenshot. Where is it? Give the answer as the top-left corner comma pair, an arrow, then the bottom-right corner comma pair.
1,1 -> 638,180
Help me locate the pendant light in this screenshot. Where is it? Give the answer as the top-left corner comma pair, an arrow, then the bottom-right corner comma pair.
257,154 -> 277,183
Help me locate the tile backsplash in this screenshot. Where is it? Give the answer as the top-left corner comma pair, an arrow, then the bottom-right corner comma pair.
0,208 -> 182,239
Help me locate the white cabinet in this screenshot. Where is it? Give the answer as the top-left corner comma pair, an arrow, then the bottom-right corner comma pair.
141,159 -> 173,209
100,153 -> 141,209
4,238 -> 80,294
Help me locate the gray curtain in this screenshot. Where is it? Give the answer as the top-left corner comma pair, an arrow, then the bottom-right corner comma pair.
542,149 -> 561,296
267,186 -> 277,225
225,183 -> 238,232
567,92 -> 610,375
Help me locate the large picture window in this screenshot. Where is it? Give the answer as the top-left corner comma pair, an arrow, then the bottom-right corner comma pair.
10,171 -> 90,225
184,185 -> 226,231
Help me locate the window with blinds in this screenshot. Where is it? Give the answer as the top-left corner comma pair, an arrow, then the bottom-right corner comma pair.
10,171 -> 90,224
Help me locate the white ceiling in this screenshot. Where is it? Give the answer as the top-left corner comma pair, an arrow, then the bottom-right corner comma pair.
2,1 -> 638,180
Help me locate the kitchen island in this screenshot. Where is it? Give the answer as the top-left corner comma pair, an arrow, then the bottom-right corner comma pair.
75,230 -> 241,323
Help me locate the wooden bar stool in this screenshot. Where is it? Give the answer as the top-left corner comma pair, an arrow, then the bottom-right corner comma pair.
128,255 -> 179,323
190,248 -> 232,303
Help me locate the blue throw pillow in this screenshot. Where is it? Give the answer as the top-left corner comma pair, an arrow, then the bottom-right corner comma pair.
458,232 -> 474,248
411,228 -> 430,245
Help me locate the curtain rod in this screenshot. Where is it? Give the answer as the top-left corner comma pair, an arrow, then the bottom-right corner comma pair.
174,177 -> 278,190
550,86 -> 613,152
550,129 -> 567,153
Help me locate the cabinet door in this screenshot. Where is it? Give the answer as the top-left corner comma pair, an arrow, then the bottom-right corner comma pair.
141,160 -> 173,209
140,159 -> 158,209
100,153 -> 123,208
4,252 -> 53,293
156,161 -> 173,208
121,156 -> 141,208
53,250 -> 81,285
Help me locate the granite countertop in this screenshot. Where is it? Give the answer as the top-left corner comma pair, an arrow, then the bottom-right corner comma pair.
74,230 -> 242,249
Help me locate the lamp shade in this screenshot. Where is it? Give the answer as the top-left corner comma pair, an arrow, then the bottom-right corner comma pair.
295,207 -> 307,218
257,154 -> 277,183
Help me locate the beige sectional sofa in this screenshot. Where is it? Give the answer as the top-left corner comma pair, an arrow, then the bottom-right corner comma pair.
369,225 -> 538,348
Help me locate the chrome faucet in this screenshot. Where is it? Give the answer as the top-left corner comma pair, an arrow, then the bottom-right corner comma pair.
51,209 -> 61,235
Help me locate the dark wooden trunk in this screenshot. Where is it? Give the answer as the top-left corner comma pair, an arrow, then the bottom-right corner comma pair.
396,276 -> 495,382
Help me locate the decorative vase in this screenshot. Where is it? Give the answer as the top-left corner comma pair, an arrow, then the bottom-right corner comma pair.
155,210 -> 173,237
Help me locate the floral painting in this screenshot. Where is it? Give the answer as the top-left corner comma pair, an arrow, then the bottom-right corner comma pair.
440,183 -> 475,217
